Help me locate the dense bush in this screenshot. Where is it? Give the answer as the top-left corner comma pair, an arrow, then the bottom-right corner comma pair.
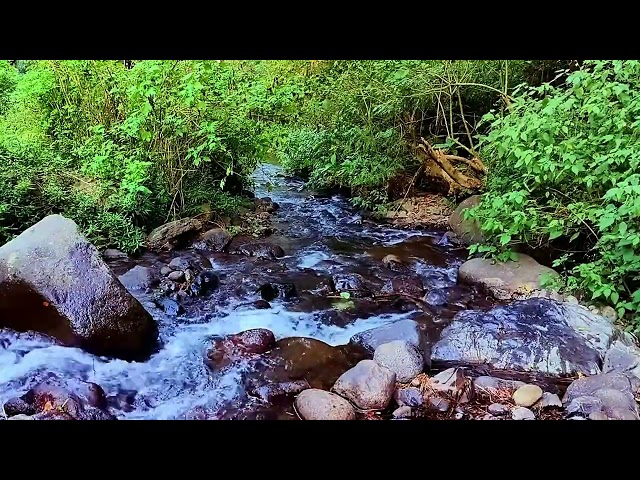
0,60 -> 270,251
274,60 -> 565,208
466,60 -> 640,330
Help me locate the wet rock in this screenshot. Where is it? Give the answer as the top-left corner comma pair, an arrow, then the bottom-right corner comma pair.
0,214 -> 158,360
205,328 -> 276,369
251,380 -> 310,403
184,269 -> 195,283
458,253 -> 559,301
536,392 -> 562,409
512,406 -> 535,420
393,406 -> 412,418
425,289 -> 447,306
603,339 -> 640,379
473,376 -> 526,393
295,389 -> 356,420
118,265 -> 160,291
255,197 -> 279,213
252,299 -> 272,309
394,387 -> 424,407
168,257 -> 191,271
234,241 -> 285,260
373,340 -> 423,383
168,271 -> 185,282
160,266 -> 173,276
145,217 -> 203,252
350,319 -> 430,368
608,407 -> 639,420
154,297 -> 184,316
103,248 -> 128,260
263,337 -> 359,391
488,403 -> 508,416
332,359 -> 396,410
565,295 -> 579,304
3,375 -> 115,420
382,254 -> 409,273
333,273 -> 369,295
189,270 -> 220,296
431,298 -> 614,375
258,282 -> 297,301
191,228 -> 233,252
563,372 -> 640,419
513,384 -> 543,407
381,275 -> 425,297
107,389 -> 137,413
448,195 -> 484,245
427,396 -> 450,413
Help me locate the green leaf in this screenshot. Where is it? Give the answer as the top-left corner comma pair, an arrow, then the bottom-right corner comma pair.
340,291 -> 351,299
610,291 -> 619,304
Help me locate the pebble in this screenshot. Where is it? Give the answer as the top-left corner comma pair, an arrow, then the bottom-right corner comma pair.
168,271 -> 185,282
394,387 -> 423,407
565,295 -> 579,304
536,392 -> 562,409
511,406 -> 535,420
410,377 -> 421,387
488,403 -> 508,416
160,266 -> 173,276
600,306 -> 618,323
393,406 -> 412,418
513,384 -> 543,407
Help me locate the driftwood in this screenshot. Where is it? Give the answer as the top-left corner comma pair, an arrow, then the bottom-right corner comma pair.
415,137 -> 486,195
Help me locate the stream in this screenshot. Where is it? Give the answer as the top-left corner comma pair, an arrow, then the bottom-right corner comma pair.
0,163 -> 498,420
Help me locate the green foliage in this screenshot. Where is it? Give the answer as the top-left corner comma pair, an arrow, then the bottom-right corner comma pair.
0,60 -> 266,252
466,60 -> 640,329
271,60 -> 562,207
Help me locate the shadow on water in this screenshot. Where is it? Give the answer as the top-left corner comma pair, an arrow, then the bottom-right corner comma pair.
0,162 -> 499,419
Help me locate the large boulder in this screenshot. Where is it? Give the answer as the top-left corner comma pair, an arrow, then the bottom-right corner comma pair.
431,298 -> 614,376
448,195 -> 483,245
145,217 -> 203,252
458,253 -> 559,300
0,215 -> 158,360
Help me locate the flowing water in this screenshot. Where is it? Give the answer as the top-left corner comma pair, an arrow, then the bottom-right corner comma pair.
0,163 -> 496,419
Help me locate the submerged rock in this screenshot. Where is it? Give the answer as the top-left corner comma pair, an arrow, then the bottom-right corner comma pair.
154,297 -> 184,316
118,266 -> 159,292
382,254 -> 409,273
0,214 -> 158,360
373,340 -> 423,383
146,217 -> 203,252
258,282 -> 297,301
333,273 -> 370,295
431,298 -> 614,375
191,228 -> 233,252
380,275 -> 425,297
458,253 -> 559,301
254,197 -> 279,213
250,380 -> 310,403
189,270 -> 220,297
263,337 -> 360,390
234,242 -> 285,260
295,389 -> 356,420
205,328 -> 276,370
332,359 -> 396,410
3,375 -> 116,420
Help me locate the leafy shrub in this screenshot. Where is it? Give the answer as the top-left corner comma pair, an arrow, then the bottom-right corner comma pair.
467,60 -> 640,329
